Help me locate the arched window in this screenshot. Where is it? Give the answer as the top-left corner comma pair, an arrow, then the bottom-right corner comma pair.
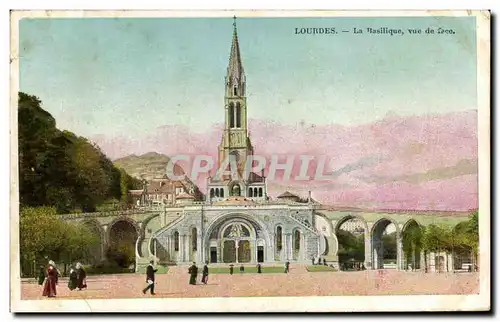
294,230 -> 301,250
276,226 -> 282,250
233,86 -> 237,96
191,228 -> 197,251
258,188 -> 263,197
253,188 -> 258,196
174,231 -> 179,252
210,189 -> 215,198
231,184 -> 241,196
215,188 -> 220,197
220,189 -> 225,197
248,188 -> 253,197
236,102 -> 241,128
229,103 -> 235,128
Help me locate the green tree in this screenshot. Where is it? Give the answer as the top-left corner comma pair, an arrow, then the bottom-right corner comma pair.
18,92 -> 137,213
337,229 -> 364,263
421,224 -> 454,272
402,224 -> 423,269
20,207 -> 100,276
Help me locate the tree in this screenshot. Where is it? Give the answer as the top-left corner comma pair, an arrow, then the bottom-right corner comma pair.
451,211 -> 479,271
421,224 -> 453,272
18,92 -> 136,213
337,229 -> 364,263
402,224 -> 423,269
19,207 -> 99,276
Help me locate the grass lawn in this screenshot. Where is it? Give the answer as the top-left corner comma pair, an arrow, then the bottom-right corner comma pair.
209,266 -> 285,274
306,265 -> 337,272
156,265 -> 169,274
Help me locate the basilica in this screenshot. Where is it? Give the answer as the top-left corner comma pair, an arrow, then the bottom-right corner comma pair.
134,19 -> 332,268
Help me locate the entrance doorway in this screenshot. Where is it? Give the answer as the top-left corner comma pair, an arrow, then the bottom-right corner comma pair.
210,247 -> 217,263
257,246 -> 264,263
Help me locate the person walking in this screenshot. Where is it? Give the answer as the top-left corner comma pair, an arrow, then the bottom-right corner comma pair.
76,263 -> 87,290
37,265 -> 45,286
68,265 -> 78,291
284,261 -> 290,273
42,260 -> 58,298
201,261 -> 209,284
142,260 -> 158,295
188,262 -> 198,285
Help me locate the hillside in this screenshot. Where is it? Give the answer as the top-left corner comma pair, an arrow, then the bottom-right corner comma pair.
114,152 -> 184,180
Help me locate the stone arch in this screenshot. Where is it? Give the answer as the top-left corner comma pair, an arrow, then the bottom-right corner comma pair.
370,217 -> 400,270
334,214 -> 369,234
172,230 -> 180,252
210,188 -> 215,198
204,213 -> 272,263
292,228 -> 303,261
107,217 -> 140,268
81,219 -> 105,264
334,214 -> 368,270
108,216 -> 140,240
229,181 -> 242,196
400,219 -> 423,270
204,213 -> 270,246
258,188 -> 263,197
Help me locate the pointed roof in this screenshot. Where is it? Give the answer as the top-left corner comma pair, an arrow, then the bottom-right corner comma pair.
277,191 -> 300,199
226,16 -> 245,83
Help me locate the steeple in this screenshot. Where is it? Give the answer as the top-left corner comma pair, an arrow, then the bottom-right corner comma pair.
226,16 -> 245,93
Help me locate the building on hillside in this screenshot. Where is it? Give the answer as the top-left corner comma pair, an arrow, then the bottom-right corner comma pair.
129,175 -> 203,206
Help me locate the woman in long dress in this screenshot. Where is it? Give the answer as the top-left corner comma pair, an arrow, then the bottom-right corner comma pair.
76,263 -> 87,290
68,266 -> 78,291
42,260 -> 57,298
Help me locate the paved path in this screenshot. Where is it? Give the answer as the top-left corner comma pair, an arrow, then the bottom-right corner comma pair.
21,270 -> 479,300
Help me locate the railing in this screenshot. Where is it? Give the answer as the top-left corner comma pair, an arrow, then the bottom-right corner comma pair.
289,213 -> 319,235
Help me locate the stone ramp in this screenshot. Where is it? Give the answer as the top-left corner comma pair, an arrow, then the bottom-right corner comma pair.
166,263 -> 308,274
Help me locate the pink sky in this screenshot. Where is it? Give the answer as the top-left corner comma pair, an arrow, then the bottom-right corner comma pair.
92,110 -> 478,211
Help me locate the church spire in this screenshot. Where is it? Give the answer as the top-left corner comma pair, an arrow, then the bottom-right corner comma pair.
226,16 -> 245,87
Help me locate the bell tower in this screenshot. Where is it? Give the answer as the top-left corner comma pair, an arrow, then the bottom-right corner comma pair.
218,17 -> 254,175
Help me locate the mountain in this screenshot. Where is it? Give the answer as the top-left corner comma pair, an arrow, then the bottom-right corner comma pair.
92,110 -> 478,211
114,152 -> 184,181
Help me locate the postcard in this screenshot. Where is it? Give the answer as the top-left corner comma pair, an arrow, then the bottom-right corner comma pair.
10,10 -> 490,312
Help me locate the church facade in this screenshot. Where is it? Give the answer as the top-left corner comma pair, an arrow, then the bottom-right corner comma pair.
135,20 -> 329,267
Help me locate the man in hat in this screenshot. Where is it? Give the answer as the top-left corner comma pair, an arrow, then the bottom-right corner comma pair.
142,260 -> 158,295
201,261 -> 209,284
188,262 -> 198,285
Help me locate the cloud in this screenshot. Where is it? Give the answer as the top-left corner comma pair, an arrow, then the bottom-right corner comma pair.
357,159 -> 478,184
329,155 -> 387,178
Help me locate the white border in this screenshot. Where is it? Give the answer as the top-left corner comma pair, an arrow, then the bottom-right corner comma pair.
8,9 -> 491,313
